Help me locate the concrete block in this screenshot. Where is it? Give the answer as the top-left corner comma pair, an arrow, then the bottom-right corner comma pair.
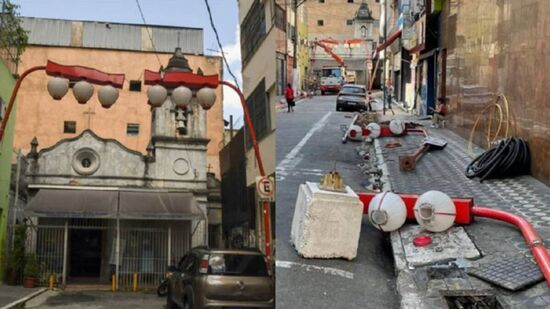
400,225 -> 481,267
290,182 -> 364,260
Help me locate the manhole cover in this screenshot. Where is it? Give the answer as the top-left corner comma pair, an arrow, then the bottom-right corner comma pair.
467,257 -> 544,291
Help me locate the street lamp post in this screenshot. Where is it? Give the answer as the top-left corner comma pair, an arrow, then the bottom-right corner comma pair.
144,55 -> 273,261
0,60 -> 125,144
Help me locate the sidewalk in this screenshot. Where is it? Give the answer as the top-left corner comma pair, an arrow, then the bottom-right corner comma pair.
373,110 -> 550,307
0,284 -> 45,308
275,95 -> 310,112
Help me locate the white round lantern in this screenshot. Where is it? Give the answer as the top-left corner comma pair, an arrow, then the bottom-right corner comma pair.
98,85 -> 119,108
47,77 -> 69,100
348,124 -> 363,141
368,192 -> 407,232
147,85 -> 168,107
171,86 -> 192,109
413,190 -> 456,232
72,81 -> 94,104
366,122 -> 381,138
197,87 -> 216,110
389,119 -> 406,135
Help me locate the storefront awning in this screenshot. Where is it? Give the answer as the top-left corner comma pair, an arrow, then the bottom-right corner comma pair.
118,191 -> 205,220
26,189 -> 118,218
25,189 -> 205,221
375,30 -> 402,53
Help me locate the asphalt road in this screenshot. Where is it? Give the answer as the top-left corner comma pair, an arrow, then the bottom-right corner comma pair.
275,95 -> 398,308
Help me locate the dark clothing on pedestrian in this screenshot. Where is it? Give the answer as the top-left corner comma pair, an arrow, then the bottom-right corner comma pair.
285,85 -> 295,112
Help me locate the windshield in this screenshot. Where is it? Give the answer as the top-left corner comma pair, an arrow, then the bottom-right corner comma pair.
341,86 -> 365,94
322,68 -> 342,78
208,253 -> 268,277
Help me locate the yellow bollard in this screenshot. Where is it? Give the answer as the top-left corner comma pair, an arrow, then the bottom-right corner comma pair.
112,274 -> 116,292
133,272 -> 138,292
49,274 -> 54,290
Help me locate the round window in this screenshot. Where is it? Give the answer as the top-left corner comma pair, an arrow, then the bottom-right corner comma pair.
72,148 -> 100,175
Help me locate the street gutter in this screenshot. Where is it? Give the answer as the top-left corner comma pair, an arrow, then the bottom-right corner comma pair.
373,137 -> 424,309
0,288 -> 47,309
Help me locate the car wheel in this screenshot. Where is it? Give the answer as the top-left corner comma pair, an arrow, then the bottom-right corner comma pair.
321,91 -> 325,95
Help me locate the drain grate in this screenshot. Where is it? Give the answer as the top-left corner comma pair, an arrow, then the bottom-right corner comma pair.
444,294 -> 502,309
467,256 -> 544,291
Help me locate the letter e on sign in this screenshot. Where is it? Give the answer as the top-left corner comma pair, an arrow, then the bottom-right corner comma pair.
256,176 -> 275,202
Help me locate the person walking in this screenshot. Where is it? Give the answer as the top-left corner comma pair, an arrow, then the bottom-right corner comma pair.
285,83 -> 295,112
430,98 -> 447,128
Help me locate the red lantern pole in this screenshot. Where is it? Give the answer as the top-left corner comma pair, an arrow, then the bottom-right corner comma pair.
220,80 -> 272,261
0,61 -> 125,144
0,66 -> 46,144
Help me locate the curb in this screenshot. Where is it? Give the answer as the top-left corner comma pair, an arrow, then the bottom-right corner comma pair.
0,288 -> 47,309
372,138 -> 423,309
276,97 -> 309,111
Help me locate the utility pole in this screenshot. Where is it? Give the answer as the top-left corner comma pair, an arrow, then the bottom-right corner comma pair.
292,0 -> 299,93
382,0 -> 387,115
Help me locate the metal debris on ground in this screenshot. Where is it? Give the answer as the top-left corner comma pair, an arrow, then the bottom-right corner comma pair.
444,294 -> 502,309
384,141 -> 402,148
467,256 -> 544,291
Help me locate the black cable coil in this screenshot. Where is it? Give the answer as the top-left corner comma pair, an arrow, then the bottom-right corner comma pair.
465,138 -> 531,182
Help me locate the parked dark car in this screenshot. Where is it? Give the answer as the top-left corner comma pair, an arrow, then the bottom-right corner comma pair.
336,84 -> 368,112
167,247 -> 274,309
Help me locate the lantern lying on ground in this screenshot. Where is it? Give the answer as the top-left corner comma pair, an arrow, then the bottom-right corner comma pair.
413,190 -> 456,232
368,192 -> 407,232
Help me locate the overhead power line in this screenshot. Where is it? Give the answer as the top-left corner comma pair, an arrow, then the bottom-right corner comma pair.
204,0 -> 241,91
134,0 -> 163,68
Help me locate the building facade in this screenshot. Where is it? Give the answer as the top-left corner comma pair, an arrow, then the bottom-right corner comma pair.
226,0 -> 278,258
22,50 -> 215,288
13,17 -> 225,180
0,0 -> 27,281
0,51 -> 17,282
306,0 -> 380,87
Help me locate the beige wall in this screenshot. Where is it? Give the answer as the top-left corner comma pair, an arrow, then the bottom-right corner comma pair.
240,0 -> 281,185
306,0 -> 380,40
15,46 -> 224,178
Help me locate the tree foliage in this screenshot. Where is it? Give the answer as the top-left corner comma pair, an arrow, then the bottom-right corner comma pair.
0,0 -> 28,62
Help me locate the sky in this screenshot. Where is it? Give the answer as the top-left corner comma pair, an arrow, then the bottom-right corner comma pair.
12,0 -> 244,127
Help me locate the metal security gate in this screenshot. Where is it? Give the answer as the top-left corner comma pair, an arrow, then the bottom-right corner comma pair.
117,220 -> 191,289
19,219 -> 192,289
32,225 -> 65,285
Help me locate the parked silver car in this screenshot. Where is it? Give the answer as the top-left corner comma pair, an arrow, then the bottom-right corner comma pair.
336,84 -> 368,112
